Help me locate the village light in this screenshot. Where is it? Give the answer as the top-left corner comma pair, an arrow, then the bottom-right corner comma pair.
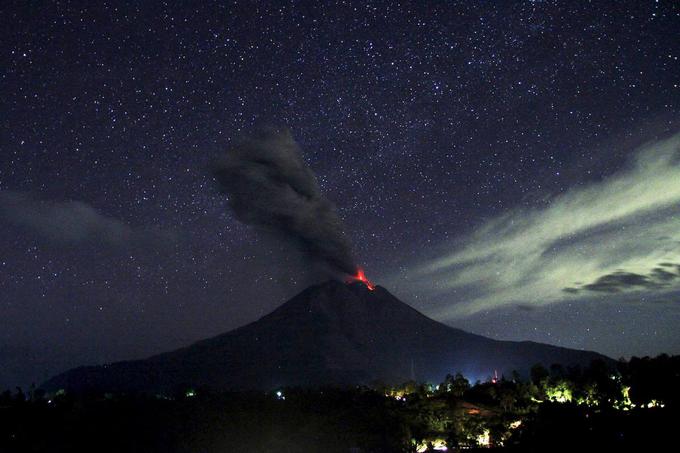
477,429 -> 491,447
509,420 -> 522,429
415,439 -> 447,452
545,383 -> 572,403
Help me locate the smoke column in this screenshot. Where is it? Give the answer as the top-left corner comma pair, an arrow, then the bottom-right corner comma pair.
212,128 -> 356,276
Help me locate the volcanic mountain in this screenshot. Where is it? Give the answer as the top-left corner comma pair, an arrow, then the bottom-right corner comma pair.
43,280 -> 610,393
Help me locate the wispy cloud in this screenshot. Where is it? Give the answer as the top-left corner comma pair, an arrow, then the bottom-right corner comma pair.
0,191 -> 175,249
410,133 -> 680,317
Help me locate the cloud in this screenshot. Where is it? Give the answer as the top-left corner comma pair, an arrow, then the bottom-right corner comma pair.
569,265 -> 680,294
212,128 -> 356,276
0,191 -> 173,249
580,271 -> 658,293
407,132 -> 680,317
650,267 -> 680,282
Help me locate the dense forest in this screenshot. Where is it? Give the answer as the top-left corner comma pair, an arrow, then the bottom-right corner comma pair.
1,354 -> 678,452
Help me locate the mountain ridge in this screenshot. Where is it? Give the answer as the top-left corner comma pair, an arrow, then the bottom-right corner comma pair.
43,280 -> 611,393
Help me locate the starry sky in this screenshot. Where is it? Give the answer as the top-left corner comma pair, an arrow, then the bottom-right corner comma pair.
1,1 -> 679,390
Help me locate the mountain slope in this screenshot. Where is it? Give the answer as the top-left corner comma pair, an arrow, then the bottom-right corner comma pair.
43,281 -> 611,393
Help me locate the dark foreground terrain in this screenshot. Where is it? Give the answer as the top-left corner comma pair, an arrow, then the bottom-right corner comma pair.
2,355 -> 678,452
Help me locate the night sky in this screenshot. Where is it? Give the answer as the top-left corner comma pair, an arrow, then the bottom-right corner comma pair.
1,1 -> 679,390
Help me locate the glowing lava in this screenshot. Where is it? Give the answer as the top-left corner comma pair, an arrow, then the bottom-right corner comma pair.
353,268 -> 375,290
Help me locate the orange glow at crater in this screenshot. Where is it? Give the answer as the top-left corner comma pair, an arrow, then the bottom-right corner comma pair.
352,267 -> 375,290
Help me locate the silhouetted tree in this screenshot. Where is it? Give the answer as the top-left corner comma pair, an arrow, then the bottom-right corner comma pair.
530,364 -> 549,386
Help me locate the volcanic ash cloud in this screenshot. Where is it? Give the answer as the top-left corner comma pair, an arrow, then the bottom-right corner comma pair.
212,128 -> 356,277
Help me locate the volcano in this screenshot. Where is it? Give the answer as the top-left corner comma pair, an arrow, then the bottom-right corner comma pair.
43,281 -> 610,393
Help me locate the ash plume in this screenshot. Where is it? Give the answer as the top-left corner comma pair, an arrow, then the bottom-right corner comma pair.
212,128 -> 356,276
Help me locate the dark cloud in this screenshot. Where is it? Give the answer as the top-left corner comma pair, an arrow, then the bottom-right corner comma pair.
212,128 -> 356,276
650,267 -> 679,282
0,191 -> 173,249
566,264 -> 680,295
582,272 -> 656,293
